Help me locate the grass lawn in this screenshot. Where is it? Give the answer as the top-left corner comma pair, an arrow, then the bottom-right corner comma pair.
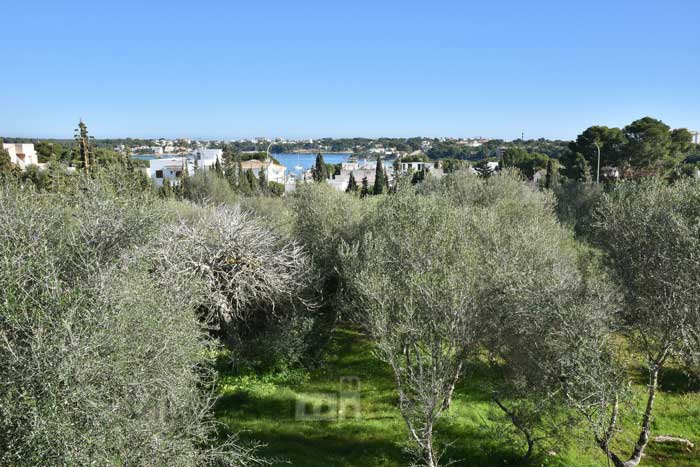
215,328 -> 700,466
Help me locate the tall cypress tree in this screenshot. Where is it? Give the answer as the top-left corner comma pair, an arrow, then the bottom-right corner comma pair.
226,151 -> 245,191
258,167 -> 268,193
177,160 -> 190,199
544,159 -> 558,189
245,168 -> 257,193
360,176 -> 369,198
224,150 -> 239,189
346,172 -> 358,193
313,152 -> 328,182
373,155 -> 385,195
74,120 -> 92,172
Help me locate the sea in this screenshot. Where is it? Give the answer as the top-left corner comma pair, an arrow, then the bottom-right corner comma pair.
273,153 -> 351,176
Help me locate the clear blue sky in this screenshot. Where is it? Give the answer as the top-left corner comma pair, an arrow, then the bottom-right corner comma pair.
2,0 -> 699,140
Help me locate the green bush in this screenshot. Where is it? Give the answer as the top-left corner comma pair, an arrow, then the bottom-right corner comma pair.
182,169 -> 238,205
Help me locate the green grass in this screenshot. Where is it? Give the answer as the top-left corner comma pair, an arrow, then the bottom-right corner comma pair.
215,328 -> 700,466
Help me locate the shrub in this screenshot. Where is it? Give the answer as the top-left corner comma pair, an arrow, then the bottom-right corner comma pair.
240,195 -> 294,237
0,178 -> 259,466
182,169 -> 238,205
150,204 -> 317,369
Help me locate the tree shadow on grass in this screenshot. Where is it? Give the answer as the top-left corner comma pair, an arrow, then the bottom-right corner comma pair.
215,390 -> 298,420
631,365 -> 700,394
643,441 -> 700,467
434,419 -> 562,467
240,429 -> 406,467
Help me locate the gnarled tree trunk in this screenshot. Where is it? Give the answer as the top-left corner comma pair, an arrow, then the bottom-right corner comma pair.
599,363 -> 661,467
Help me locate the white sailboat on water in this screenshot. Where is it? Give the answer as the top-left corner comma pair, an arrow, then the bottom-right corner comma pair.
293,153 -> 303,172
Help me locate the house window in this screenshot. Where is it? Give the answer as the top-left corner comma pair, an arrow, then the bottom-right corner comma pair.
175,171 -> 182,177
155,170 -> 164,178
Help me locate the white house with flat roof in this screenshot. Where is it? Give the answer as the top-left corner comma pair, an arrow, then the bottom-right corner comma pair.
148,157 -> 188,186
146,149 -> 223,186
192,148 -> 223,167
3,143 -> 38,170
399,160 -> 442,173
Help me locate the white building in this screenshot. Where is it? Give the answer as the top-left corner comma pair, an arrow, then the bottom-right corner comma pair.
692,131 -> 700,145
239,159 -> 286,184
398,160 -> 442,173
324,159 -> 395,192
3,143 -> 38,170
148,157 -> 188,186
468,161 -> 500,175
146,149 -> 223,186
192,148 -> 223,166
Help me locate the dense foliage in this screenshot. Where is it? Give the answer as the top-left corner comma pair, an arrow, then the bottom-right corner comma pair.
0,176 -> 261,466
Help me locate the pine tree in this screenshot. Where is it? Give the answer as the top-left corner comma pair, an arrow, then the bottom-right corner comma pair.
360,176 -> 369,198
346,172 -> 358,193
313,152 -> 328,182
214,157 -> 224,177
373,156 -> 385,195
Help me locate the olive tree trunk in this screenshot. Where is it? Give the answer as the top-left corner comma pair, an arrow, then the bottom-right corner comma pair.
599,362 -> 661,467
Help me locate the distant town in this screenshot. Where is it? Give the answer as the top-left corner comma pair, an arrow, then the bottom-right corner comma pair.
3,120 -> 700,196
0,134 -> 509,193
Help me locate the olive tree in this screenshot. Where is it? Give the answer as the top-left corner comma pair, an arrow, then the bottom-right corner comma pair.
292,182 -> 370,358
342,190 -> 482,467
351,170 -> 622,464
469,174 -> 611,461
420,170 -> 620,461
588,177 -> 700,466
0,178 -> 261,466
